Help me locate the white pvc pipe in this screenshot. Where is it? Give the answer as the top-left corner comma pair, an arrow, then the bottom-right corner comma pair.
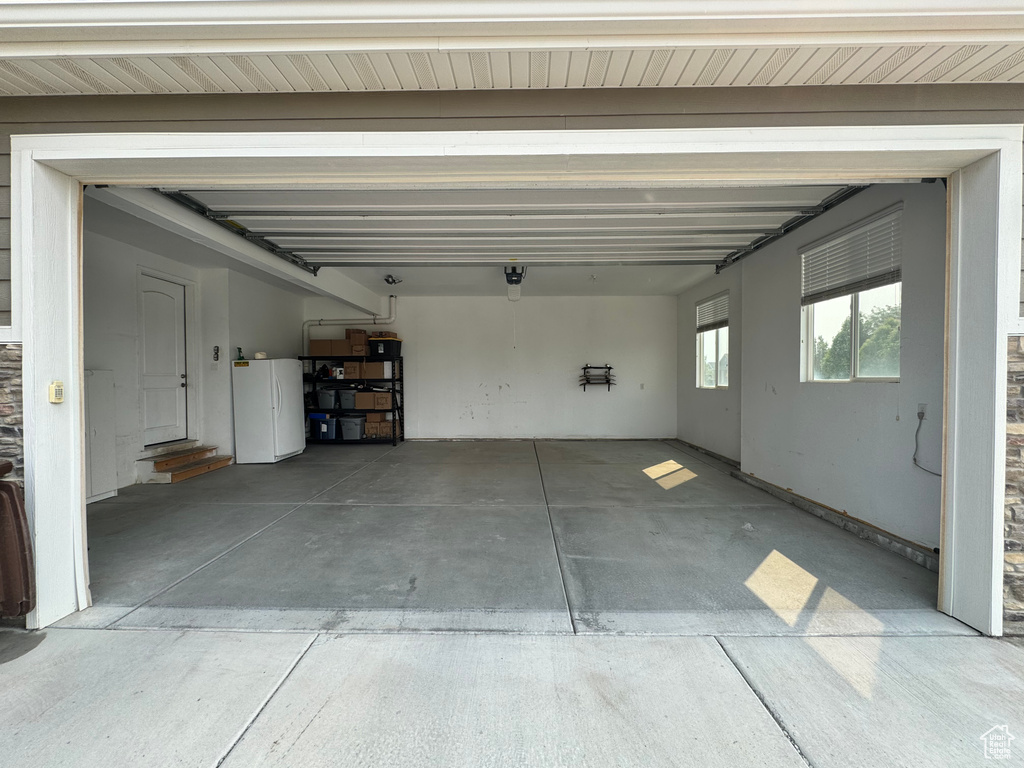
301,294 -> 398,353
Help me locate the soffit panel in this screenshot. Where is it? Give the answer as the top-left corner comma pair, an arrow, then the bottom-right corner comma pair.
3,43 -> 1024,96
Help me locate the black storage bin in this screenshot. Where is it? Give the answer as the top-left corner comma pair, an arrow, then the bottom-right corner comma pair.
368,338 -> 402,357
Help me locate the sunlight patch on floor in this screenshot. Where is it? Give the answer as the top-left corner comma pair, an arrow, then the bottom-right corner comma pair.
642,460 -> 698,489
745,550 -> 884,699
743,550 -> 819,627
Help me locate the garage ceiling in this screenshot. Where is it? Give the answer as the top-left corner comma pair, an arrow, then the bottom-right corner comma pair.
147,183 -> 860,297
165,185 -> 855,265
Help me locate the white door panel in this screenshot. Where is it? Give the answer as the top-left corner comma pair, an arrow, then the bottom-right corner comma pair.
140,274 -> 187,445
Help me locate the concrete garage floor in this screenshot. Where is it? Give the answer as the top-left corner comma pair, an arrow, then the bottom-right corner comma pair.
7,440 -> 1021,767
70,439 -> 959,636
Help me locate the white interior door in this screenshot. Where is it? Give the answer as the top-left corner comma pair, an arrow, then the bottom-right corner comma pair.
140,274 -> 188,445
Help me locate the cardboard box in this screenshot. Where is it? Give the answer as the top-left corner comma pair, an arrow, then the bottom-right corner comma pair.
365,412 -> 386,423
364,422 -> 380,438
308,339 -> 332,356
373,392 -> 393,410
350,344 -> 368,356
345,329 -> 369,344
354,391 -> 377,410
370,331 -> 399,339
361,361 -> 386,379
331,338 -> 352,356
377,422 -> 394,439
343,361 -> 362,379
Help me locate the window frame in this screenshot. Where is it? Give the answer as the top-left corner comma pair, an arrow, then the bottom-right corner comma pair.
799,204 -> 904,384
695,291 -> 729,390
802,284 -> 902,383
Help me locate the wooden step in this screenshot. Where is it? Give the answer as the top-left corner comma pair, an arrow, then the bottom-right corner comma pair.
137,439 -> 201,460
168,455 -> 234,483
151,445 -> 219,472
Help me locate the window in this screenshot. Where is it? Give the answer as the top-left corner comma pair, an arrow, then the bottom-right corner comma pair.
801,205 -> 903,381
696,292 -> 729,388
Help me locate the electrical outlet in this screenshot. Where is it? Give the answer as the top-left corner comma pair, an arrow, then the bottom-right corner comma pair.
917,403 -> 927,419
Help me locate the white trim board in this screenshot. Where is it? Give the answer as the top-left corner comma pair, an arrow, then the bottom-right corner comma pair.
3,1 -> 1024,54
10,125 -> 1023,634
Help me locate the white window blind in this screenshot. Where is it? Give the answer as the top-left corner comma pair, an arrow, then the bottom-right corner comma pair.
801,205 -> 903,306
696,292 -> 729,333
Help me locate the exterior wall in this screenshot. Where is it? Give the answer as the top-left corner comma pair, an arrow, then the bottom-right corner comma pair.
1005,337 -> 1024,632
0,344 -> 21,482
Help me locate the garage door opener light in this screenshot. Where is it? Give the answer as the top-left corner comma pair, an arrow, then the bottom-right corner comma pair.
505,266 -> 527,302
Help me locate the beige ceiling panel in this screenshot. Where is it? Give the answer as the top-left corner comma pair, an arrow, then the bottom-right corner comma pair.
325,54 -> 366,91
12,59 -> 86,93
735,48 -> 781,87
564,50 -> 589,88
584,50 -> 611,87
404,52 -> 437,90
598,48 -> 630,88
0,70 -> 29,95
384,53 -> 421,91
657,49 -> 693,87
307,54 -> 348,91
715,48 -> 756,86
131,57 -> 191,92
188,55 -> 243,92
447,51 -> 476,89
546,51 -> 571,89
771,46 -> 817,86
508,50 -> 531,88
121,57 -> 184,92
346,53 -> 385,90
906,44 -> 984,83
826,46 -> 879,85
638,48 -> 672,87
486,51 -> 511,90
936,45 -> 1007,82
107,56 -> 173,92
527,51 -> 548,89
675,49 -> 716,87
886,45 -> 944,84
968,46 -> 1024,82
852,46 -> 924,84
65,58 -> 138,93
364,53 -> 402,90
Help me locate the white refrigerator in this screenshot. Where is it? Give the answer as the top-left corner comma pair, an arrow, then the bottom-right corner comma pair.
231,358 -> 306,463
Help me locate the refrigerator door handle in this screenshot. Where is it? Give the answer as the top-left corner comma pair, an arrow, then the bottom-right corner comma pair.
273,375 -> 281,412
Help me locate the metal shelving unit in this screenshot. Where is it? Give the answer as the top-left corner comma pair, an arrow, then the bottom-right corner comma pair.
300,355 -> 404,446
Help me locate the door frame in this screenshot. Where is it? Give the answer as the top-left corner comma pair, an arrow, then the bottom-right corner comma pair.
10,125 -> 1023,631
136,266 -> 199,448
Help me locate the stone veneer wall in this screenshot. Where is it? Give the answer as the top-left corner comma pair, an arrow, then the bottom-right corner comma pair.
1006,337 -> 1024,632
0,345 -> 22,483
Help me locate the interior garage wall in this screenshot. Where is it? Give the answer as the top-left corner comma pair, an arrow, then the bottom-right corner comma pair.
306,294 -> 677,439
83,231 -> 203,485
676,266 -> 742,462
740,182 -> 947,549
228,271 -> 303,362
84,233 -> 306,487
